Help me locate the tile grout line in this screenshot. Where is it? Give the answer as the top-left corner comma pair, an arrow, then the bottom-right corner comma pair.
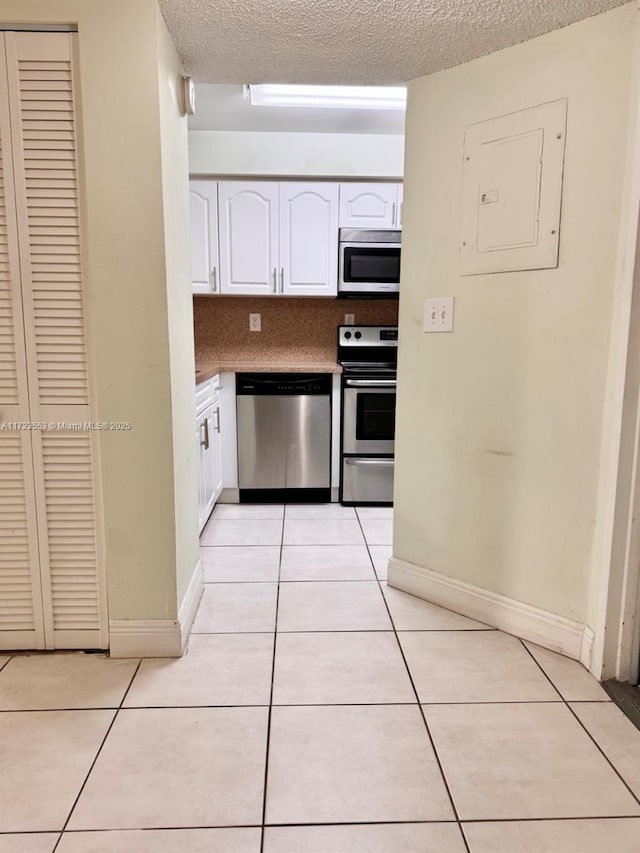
259,507 -> 286,853
204,579 -> 383,584
519,640 -> 640,811
4,813 -> 640,838
50,659 -> 142,851
191,624 -> 498,637
9,697 -> 620,714
2,699 -> 600,713
353,507 -> 472,853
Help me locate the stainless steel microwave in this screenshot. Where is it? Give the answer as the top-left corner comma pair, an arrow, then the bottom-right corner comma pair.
338,229 -> 401,298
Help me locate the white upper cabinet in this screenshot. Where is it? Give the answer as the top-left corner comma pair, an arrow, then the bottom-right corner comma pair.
280,182 -> 339,297
218,181 -> 279,295
339,183 -> 402,229
190,180 -> 219,295
192,179 -> 403,298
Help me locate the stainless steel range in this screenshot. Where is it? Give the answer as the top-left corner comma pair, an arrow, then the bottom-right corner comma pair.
338,325 -> 398,505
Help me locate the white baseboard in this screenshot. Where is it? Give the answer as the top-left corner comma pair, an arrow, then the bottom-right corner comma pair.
109,619 -> 182,658
109,559 -> 204,658
580,625 -> 596,670
178,558 -> 204,653
388,556 -> 591,662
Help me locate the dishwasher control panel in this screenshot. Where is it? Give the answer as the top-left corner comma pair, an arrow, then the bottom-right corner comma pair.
236,373 -> 332,396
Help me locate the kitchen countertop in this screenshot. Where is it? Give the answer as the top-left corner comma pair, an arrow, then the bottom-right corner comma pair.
195,361 -> 342,384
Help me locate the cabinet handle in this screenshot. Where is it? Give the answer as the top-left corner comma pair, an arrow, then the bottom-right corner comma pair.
391,201 -> 396,225
280,268 -> 284,294
200,418 -> 209,450
214,406 -> 221,433
272,268 -> 277,293
211,266 -> 217,293
399,201 -> 403,226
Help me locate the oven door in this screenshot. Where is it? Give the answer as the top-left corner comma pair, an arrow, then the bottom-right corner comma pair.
342,457 -> 394,504
342,379 -> 396,454
339,242 -> 401,296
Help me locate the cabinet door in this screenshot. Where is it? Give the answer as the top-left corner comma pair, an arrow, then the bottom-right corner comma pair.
339,183 -> 399,229
395,184 -> 404,228
280,183 -> 339,297
197,417 -> 206,533
211,400 -> 223,503
218,181 -> 279,295
190,180 -> 219,295
218,372 -> 238,494
198,406 -> 216,532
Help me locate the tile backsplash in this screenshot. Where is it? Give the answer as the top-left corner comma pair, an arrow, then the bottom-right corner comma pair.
194,297 -> 399,364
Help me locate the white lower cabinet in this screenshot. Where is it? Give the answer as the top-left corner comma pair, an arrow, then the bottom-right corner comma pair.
212,399 -> 223,505
197,405 -> 215,533
197,376 -> 224,533
218,373 -> 238,497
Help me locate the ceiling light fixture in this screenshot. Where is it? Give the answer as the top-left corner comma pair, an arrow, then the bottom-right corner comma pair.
246,84 -> 407,111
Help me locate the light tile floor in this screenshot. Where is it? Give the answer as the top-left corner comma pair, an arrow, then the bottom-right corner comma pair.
2,503 -> 640,851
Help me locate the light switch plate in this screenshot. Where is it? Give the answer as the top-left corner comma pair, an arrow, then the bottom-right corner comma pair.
424,297 -> 454,333
249,313 -> 261,332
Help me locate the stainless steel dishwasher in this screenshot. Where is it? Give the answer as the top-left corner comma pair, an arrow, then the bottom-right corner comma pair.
236,373 -> 332,503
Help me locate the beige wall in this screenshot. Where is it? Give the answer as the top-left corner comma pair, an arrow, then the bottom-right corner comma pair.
189,131 -> 405,178
1,0 -> 197,622
394,4 -> 637,623
156,8 -> 199,609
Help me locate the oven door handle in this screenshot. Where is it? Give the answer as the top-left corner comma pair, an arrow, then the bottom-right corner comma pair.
344,458 -> 395,466
344,379 -> 397,388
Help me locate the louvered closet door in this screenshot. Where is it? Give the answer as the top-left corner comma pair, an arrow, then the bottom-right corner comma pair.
5,32 -> 107,649
0,38 -> 46,650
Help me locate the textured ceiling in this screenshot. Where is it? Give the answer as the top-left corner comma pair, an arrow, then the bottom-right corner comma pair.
159,0 -> 628,84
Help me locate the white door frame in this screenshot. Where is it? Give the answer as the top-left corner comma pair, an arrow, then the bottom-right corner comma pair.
590,11 -> 640,683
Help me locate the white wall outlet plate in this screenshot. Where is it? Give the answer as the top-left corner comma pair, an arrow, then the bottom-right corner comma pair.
344,313 -> 355,325
249,313 -> 261,332
424,297 -> 454,333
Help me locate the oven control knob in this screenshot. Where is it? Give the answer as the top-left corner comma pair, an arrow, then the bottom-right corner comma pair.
354,331 -> 362,340
344,331 -> 352,339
